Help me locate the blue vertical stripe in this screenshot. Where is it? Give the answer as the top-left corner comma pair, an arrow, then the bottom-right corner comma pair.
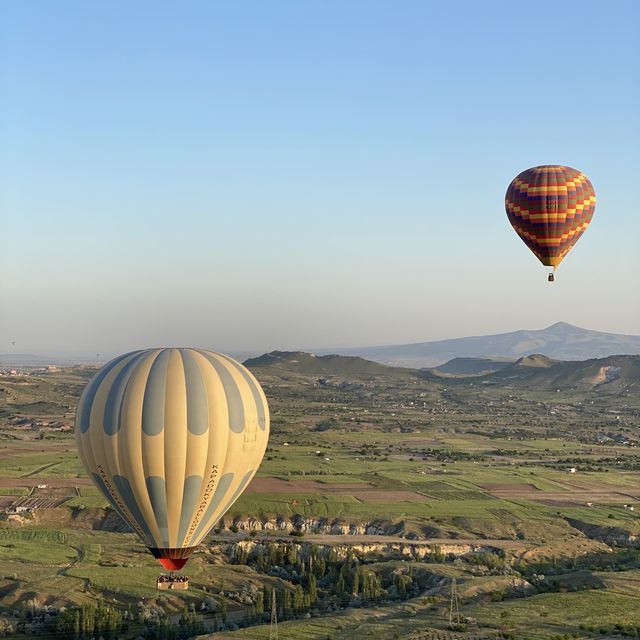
91,472 -> 131,527
201,352 -> 245,434
191,473 -> 235,541
180,350 -> 209,435
219,469 -> 254,518
77,351 -> 139,433
103,351 -> 151,435
142,349 -> 171,436
177,474 -> 204,547
113,475 -> 154,543
146,476 -> 170,548
218,353 -> 267,431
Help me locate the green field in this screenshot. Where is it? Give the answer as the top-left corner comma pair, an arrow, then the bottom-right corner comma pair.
1,360 -> 640,638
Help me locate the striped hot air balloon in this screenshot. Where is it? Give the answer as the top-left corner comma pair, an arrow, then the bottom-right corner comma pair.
75,348 -> 270,571
505,165 -> 596,280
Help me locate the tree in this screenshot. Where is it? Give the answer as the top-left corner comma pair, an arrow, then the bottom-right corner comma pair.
308,574 -> 317,603
353,570 -> 360,595
294,584 -> 304,612
282,588 -> 292,618
256,590 -> 265,618
221,599 -> 228,623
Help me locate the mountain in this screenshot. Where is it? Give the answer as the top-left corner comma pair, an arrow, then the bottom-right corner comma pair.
243,351 -> 405,376
486,354 -> 640,393
322,323 -> 640,368
246,350 -> 640,396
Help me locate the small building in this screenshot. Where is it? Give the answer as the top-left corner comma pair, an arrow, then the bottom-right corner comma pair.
7,506 -> 31,514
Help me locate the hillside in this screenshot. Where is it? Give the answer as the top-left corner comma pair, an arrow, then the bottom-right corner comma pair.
514,354 -> 558,368
432,356 -> 513,376
244,350 -> 640,396
2,353 -> 640,639
243,350 -> 408,376
324,322 -> 640,368
484,354 -> 640,393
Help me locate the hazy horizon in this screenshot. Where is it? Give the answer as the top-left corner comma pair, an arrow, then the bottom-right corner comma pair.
3,320 -> 640,365
2,1 -> 639,357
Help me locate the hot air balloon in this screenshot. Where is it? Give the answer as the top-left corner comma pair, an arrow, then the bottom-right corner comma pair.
505,165 -> 596,281
75,348 -> 269,574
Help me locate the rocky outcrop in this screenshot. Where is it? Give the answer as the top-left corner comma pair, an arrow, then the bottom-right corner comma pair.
566,518 -> 639,547
2,506 -> 133,533
212,538 -> 499,563
591,365 -> 622,386
223,515 -> 411,537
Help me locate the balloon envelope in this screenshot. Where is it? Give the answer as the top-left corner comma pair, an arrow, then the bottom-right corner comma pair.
505,165 -> 596,270
75,348 -> 270,570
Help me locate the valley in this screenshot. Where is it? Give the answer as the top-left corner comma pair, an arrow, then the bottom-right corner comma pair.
0,351 -> 640,638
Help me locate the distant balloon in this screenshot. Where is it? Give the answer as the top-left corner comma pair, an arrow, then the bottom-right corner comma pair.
505,165 -> 596,281
75,348 -> 270,570
11,341 -> 15,347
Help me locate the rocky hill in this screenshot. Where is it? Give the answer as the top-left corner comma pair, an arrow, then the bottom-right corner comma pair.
486,354 -> 640,393
244,349 -> 640,395
244,350 -> 407,376
432,356 -> 513,376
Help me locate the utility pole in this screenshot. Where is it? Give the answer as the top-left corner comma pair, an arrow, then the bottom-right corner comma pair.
269,588 -> 278,640
448,578 -> 460,628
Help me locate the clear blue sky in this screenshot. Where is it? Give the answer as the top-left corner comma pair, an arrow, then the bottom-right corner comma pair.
1,0 -> 639,357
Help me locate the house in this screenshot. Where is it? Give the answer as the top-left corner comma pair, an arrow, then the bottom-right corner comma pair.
7,506 -> 31,514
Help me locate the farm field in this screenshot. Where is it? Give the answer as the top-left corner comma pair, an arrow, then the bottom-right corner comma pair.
0,354 -> 639,638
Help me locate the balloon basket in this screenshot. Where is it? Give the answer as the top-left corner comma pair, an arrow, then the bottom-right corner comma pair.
157,572 -> 189,590
548,273 -> 555,282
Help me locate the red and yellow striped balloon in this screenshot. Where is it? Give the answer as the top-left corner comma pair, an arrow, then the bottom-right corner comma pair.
505,165 -> 596,272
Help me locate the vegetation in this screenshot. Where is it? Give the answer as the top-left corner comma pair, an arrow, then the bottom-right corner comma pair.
0,355 -> 640,638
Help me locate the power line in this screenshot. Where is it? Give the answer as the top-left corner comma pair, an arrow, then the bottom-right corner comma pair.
448,577 -> 460,628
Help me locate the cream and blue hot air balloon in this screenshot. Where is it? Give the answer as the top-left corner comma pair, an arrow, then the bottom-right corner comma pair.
75,348 -> 270,570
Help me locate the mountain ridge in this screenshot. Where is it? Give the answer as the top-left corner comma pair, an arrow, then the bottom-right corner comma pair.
485,353 -> 640,393
243,350 -> 406,376
244,350 -> 640,395
317,322 -> 640,368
